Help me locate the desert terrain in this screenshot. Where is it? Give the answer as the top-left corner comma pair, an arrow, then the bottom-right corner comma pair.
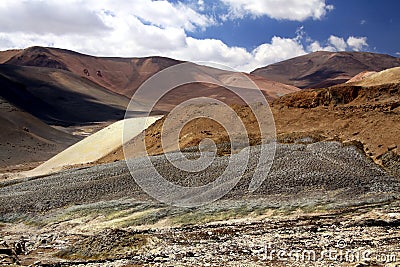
0,47 -> 299,172
252,51 -> 400,88
0,47 -> 399,266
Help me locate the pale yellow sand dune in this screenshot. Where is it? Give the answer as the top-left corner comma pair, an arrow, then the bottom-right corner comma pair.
23,116 -> 162,177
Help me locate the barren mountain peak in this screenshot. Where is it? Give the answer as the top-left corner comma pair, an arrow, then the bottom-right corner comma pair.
252,51 -> 400,89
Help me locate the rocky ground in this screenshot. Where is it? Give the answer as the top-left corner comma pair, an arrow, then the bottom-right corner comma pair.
0,141 -> 399,266
272,82 -> 400,164
1,199 -> 400,266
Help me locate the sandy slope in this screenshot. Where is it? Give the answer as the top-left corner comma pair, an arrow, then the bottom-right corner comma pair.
346,70 -> 377,83
349,66 -> 400,86
22,116 -> 162,177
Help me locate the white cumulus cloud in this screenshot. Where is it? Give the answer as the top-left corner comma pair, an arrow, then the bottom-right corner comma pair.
0,0 -> 370,73
220,0 -> 334,21
0,0 -> 110,35
307,41 -> 336,52
246,36 -> 306,70
124,0 -> 215,31
347,36 -> 368,51
308,35 -> 369,53
328,35 -> 347,51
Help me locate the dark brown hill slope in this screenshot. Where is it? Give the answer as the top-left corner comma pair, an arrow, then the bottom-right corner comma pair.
0,94 -> 79,171
252,51 -> 400,89
0,64 -> 132,126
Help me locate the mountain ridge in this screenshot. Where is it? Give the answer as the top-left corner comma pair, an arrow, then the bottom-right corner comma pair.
0,46 -> 300,113
1,46 -> 182,98
0,46 -> 300,170
251,51 -> 400,89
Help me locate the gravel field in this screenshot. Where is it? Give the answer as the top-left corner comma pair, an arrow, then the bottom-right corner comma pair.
0,141 -> 400,266
0,141 -> 398,219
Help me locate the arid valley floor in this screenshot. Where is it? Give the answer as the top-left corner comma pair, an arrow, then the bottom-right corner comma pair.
0,47 -> 399,266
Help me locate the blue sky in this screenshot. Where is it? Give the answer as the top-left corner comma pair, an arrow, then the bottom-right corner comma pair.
188,0 -> 400,55
0,0 -> 398,71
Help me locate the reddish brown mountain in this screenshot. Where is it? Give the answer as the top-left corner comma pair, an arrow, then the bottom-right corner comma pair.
0,47 -> 300,171
0,47 -> 299,114
1,46 -> 182,98
251,51 -> 400,89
